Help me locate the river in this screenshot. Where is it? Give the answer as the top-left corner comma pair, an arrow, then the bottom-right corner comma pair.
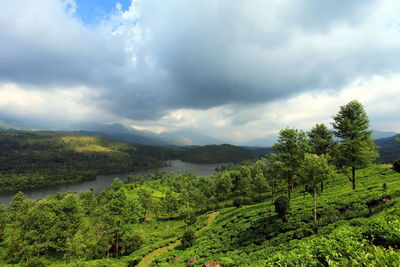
0,160 -> 225,205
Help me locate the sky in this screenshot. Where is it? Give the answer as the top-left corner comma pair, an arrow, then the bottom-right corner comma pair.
0,0 -> 400,144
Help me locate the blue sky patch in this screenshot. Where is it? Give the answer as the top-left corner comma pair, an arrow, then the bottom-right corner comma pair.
74,0 -> 131,25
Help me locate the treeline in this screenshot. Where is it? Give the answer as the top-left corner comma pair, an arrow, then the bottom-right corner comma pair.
179,144 -> 272,163
0,180 -> 144,264
0,132 -> 169,191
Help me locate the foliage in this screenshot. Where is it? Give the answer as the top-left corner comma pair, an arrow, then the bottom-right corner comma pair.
272,128 -> 311,198
274,196 -> 290,223
393,159 -> 400,173
0,131 -> 166,191
332,100 -> 379,189
298,153 -> 335,222
180,144 -> 272,163
308,123 -> 335,156
181,229 -> 196,248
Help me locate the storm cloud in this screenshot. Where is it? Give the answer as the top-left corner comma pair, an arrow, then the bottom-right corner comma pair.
1,0 -> 400,123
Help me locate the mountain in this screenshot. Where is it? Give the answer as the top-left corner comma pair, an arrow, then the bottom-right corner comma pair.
67,122 -> 173,146
372,130 -> 398,139
67,123 -> 225,147
375,134 -> 400,163
241,133 -> 279,147
159,129 -> 223,146
0,119 -> 33,131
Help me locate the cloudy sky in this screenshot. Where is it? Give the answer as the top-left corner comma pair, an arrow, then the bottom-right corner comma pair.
0,0 -> 400,143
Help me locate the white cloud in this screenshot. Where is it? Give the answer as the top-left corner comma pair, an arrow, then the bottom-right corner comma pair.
127,74 -> 400,143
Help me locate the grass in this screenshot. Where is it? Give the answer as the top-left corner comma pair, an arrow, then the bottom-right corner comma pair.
125,184 -> 166,200
138,211 -> 221,267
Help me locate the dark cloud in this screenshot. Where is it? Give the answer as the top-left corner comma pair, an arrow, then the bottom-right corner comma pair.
1,0 -> 399,121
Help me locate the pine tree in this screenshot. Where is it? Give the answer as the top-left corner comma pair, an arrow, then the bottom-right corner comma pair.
332,100 -> 379,189
273,128 -> 311,198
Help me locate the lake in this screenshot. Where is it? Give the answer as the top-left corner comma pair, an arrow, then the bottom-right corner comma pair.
0,160 -> 225,205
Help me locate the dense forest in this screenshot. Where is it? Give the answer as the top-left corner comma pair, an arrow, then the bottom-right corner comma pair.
0,100 -> 399,266
0,132 -> 177,191
0,132 -> 271,191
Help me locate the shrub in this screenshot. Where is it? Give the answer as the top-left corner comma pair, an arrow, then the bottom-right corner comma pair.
182,229 -> 196,248
393,159 -> 400,173
274,196 -> 289,223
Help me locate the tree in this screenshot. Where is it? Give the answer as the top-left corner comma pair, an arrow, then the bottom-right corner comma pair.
160,190 -> 179,218
308,123 -> 334,156
273,128 -> 311,198
332,100 -> 379,189
215,172 -> 233,201
181,229 -> 195,248
298,154 -> 334,222
308,123 -> 335,192
119,229 -> 143,256
64,230 -> 87,262
394,138 -> 400,173
274,196 -> 289,223
393,159 -> 400,173
138,188 -> 157,221
262,154 -> 285,203
179,206 -> 196,230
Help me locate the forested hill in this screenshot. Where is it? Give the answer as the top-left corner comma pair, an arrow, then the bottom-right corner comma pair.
180,144 -> 273,163
375,134 -> 400,163
0,131 -> 181,191
0,131 -> 271,191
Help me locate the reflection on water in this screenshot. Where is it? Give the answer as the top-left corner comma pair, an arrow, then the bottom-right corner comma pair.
0,160 -> 225,204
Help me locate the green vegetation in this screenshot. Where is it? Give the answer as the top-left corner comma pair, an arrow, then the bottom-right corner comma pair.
180,144 -> 272,163
0,100 -> 399,266
332,100 -> 379,189
0,131 -> 169,191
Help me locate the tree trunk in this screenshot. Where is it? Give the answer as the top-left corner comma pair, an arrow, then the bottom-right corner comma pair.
352,166 -> 356,190
313,187 -> 317,223
320,181 -> 324,193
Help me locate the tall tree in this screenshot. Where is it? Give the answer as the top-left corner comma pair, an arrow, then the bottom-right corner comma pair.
298,154 -> 334,222
262,154 -> 285,203
308,123 -> 335,192
332,100 -> 379,189
273,128 -> 311,199
160,190 -> 179,219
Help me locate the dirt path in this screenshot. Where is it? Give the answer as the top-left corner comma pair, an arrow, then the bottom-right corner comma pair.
138,211 -> 220,267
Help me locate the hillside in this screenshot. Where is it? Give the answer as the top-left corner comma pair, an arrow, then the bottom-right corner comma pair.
0,164 -> 399,266
0,131 -> 272,191
375,134 -> 400,163
180,144 -> 273,163
0,131 -> 174,191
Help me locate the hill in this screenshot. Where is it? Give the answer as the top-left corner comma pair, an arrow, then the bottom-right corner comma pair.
180,144 -> 273,163
0,164 -> 399,266
69,122 -> 173,146
159,129 -> 223,146
0,131 -> 273,191
0,131 -> 177,191
375,134 -> 400,163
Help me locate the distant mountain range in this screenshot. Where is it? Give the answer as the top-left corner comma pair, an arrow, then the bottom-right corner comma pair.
1,118 -> 399,154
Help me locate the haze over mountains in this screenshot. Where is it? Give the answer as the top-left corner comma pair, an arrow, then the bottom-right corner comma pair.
0,117 -> 398,148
